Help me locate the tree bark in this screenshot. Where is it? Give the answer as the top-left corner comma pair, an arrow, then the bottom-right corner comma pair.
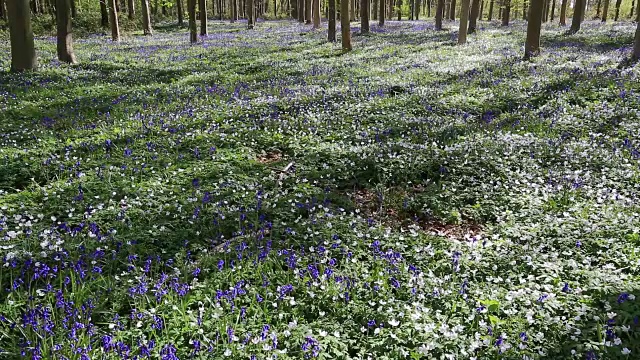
127,0 -> 135,18
379,0 -> 385,24
100,0 -> 109,27
449,0 -> 455,18
350,0 -> 355,20
569,0 -> 583,32
0,0 -> 6,20
614,0 -> 621,20
297,0 -> 303,20
522,0 -> 526,19
501,0 -> 509,24
177,0 -> 184,25
247,0 -> 254,28
524,0 -> 543,59
542,0 -> 548,21
199,0 -> 207,34
8,0 -> 37,71
435,0 -> 443,28
479,0 -> 484,19
458,0 -> 469,43
141,0 -> 153,34
468,0 -> 479,32
109,0 -> 120,41
328,0 -> 336,40
558,0 -> 566,24
361,0 -> 369,31
304,0 -> 310,22
341,0 -> 352,50
415,0 -> 420,17
595,0 -> 601,17
602,0 -> 609,21
631,0 -> 635,19
70,0 -> 76,16
189,0 -> 197,40
397,0 -> 401,19
312,0 -> 320,26
487,0 -> 493,19
56,0 -> 76,63
373,0 -> 377,18
634,14 -> 640,60
549,0 -> 555,20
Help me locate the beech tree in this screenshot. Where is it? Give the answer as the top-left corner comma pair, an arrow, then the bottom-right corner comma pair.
298,0 -> 304,21
342,0 -> 352,50
602,0 -> 609,21
435,0 -> 444,29
524,0 -> 544,59
614,0 -> 621,20
569,0 -> 583,33
458,0 -> 470,44
559,0 -> 567,24
449,0 -> 456,19
188,0 -> 197,41
312,0 -> 320,28
56,0 -> 76,63
177,0 -> 184,25
379,0 -> 385,25
248,0 -> 255,29
8,0 -> 37,71
142,0 -> 153,35
199,0 -> 207,35
634,16 -> 640,60
305,0 -> 311,23
127,0 -> 135,19
501,0 -> 510,25
109,0 -> 120,41
468,0 -> 480,34
328,0 -> 336,41
361,0 -> 370,33
100,0 -> 109,27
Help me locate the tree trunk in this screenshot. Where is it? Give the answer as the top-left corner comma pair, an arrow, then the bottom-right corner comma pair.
141,0 -> 153,34
109,0 -> 120,41
595,0 -> 601,17
522,0 -> 526,19
8,0 -> 37,71
350,0 -> 355,20
247,0 -> 254,28
397,0 -> 401,19
297,0 -> 302,20
633,15 -> 640,60
524,0 -> 543,59
542,0 -> 548,21
189,0 -> 197,40
435,0 -> 443,28
100,0 -> 109,26
458,0 -> 469,43
70,0 -> 76,16
487,0 -> 493,19
312,0 -> 320,26
373,0 -> 377,18
558,0 -> 566,24
614,0 -> 621,20
468,0 -> 479,32
56,0 -> 76,63
341,0 -> 352,50
501,0 -> 509,24
199,0 -> 207,34
427,0 -> 431,16
231,0 -> 237,21
361,0 -> 369,31
415,0 -> 420,18
127,0 -> 135,18
304,0 -> 310,22
177,0 -> 184,24
449,0 -> 455,18
631,0 -> 635,19
602,0 -> 609,21
549,0 -> 555,20
379,0 -> 385,24
569,0 -> 583,32
328,0 -> 336,40
0,0 -> 6,20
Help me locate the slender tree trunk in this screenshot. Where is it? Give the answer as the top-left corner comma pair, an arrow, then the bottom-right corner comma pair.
595,0 -> 601,17
328,0 -> 336,40
177,0 -> 184,24
312,0 -> 320,26
70,0 -> 76,16
614,0 -> 621,20
631,0 -> 635,18
569,0 -> 583,32
634,15 -> 640,60
558,0 -> 566,24
522,0 -> 526,19
458,0 -> 469,43
247,0 -> 254,28
100,0 -> 109,26
8,0 -> 37,71
231,0 -> 237,20
479,0 -> 483,19
350,0 -> 355,19
141,0 -> 153,34
341,0 -> 351,50
304,0 -> 310,22
487,0 -> 493,19
109,0 -> 120,41
427,0 -> 431,16
127,0 -> 135,18
468,0 -> 479,32
297,0 -> 303,20
549,0 -> 554,20
115,0 -> 120,12
373,0 -> 377,18
56,0 -> 76,63
449,0 -> 455,18
415,0 -> 420,17
0,0 -> 6,20
542,0 -> 548,21
397,0 -> 401,18
199,0 -> 207,34
361,0 -> 370,31
189,0 -> 197,40
435,0 -> 444,28
524,0 -> 543,59
602,0 -> 609,21
501,0 -> 509,24
379,0 -> 385,24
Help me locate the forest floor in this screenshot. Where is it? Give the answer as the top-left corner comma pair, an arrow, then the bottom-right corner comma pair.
1,19 -> 640,359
